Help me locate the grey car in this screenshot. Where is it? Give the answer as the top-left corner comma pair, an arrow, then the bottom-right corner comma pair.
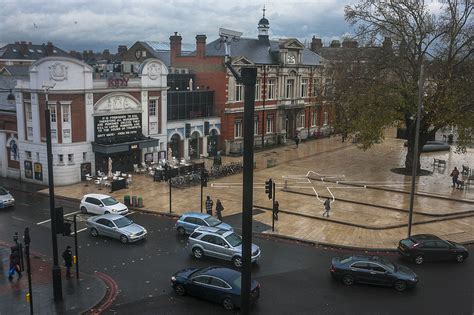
0,186 -> 15,208
175,212 -> 233,235
188,226 -> 261,268
86,214 -> 147,244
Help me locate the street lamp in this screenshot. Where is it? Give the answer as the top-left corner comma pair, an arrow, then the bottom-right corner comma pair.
43,83 -> 63,302
0,88 -> 16,104
407,64 -> 424,237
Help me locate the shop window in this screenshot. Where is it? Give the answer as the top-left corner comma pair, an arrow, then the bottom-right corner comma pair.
266,116 -> 274,134
235,83 -> 243,102
234,119 -> 242,138
267,79 -> 276,100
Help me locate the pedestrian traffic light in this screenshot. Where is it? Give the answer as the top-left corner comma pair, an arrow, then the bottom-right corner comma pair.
201,168 -> 209,187
265,179 -> 273,199
185,123 -> 191,138
63,222 -> 72,237
55,207 -> 64,235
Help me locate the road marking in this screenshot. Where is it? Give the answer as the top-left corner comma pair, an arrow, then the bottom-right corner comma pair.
36,218 -> 52,225
17,202 -> 30,206
36,210 -> 81,225
71,228 -> 87,235
64,211 -> 80,217
12,216 -> 26,222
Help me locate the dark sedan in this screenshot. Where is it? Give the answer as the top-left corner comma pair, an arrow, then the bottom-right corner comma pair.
171,266 -> 260,310
330,255 -> 418,291
398,234 -> 469,265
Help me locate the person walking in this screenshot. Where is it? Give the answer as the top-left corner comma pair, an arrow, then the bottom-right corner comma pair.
323,198 -> 331,217
215,199 -> 224,220
450,167 -> 460,188
205,196 -> 214,216
8,246 -> 22,281
62,246 -> 73,278
295,132 -> 300,148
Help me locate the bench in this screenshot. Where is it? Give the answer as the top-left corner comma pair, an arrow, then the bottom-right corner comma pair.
433,158 -> 446,167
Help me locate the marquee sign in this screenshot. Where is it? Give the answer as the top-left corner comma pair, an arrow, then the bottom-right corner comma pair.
95,113 -> 142,143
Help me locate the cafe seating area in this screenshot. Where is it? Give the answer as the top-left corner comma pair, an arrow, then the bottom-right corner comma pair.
84,170 -> 132,192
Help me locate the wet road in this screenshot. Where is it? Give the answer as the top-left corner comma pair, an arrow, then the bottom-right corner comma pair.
1,189 -> 473,315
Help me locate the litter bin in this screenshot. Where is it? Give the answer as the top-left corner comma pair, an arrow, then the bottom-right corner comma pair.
448,134 -> 454,144
132,196 -> 137,207
124,195 -> 130,207
138,197 -> 143,208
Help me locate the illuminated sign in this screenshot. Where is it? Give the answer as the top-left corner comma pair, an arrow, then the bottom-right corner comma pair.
95,114 -> 142,143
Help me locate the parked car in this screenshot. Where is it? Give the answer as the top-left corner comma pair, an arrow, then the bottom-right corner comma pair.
175,212 -> 233,235
398,234 -> 469,264
0,186 -> 15,208
188,226 -> 261,268
330,255 -> 418,292
86,214 -> 146,243
80,194 -> 128,215
171,266 -> 260,310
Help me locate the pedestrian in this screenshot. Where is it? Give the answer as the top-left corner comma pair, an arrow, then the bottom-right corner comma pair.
215,199 -> 224,220
205,196 -> 214,216
295,132 -> 300,148
8,246 -> 21,281
323,198 -> 331,217
450,167 -> 460,188
62,246 -> 73,278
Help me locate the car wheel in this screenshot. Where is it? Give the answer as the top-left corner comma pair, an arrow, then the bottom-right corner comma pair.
80,206 -> 88,214
414,255 -> 424,265
120,235 -> 128,244
455,253 -> 465,263
177,226 -> 186,236
105,211 -> 110,214
394,280 -> 407,292
222,297 -> 235,311
193,248 -> 204,259
232,256 -> 243,268
174,284 -> 186,296
90,228 -> 99,237
342,275 -> 354,286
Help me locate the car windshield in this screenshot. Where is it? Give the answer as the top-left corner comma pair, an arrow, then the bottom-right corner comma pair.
204,216 -> 222,227
113,217 -> 133,228
101,197 -> 119,206
0,187 -> 8,195
225,233 -> 242,247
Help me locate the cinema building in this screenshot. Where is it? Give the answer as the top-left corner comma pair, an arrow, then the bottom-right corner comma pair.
14,56 -> 168,185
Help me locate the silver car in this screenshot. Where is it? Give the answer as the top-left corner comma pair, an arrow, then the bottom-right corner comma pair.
0,187 -> 15,208
188,226 -> 261,268
86,214 -> 147,244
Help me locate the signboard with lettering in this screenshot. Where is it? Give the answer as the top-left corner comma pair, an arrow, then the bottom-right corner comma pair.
34,162 -> 43,181
95,114 -> 142,143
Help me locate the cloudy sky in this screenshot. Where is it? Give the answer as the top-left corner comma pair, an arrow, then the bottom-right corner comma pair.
0,0 -> 360,53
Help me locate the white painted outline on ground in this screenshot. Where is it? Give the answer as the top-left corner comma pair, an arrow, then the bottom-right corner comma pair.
36,210 -> 82,225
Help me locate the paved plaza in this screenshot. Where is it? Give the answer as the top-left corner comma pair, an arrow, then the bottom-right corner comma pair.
45,131 -> 474,249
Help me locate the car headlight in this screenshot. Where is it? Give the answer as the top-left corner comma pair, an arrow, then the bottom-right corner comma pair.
171,276 -> 177,282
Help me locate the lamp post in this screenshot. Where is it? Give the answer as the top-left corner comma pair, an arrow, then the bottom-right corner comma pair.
261,65 -> 267,148
407,64 -> 424,237
43,83 -> 63,302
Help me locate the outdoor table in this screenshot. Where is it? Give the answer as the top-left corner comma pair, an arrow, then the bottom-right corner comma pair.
111,177 -> 127,192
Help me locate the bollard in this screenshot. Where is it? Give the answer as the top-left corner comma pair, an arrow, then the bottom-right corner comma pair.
124,195 -> 131,207
138,197 -> 143,208
132,196 -> 137,207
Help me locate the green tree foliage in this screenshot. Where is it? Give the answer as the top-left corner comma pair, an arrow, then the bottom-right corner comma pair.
339,0 -> 473,171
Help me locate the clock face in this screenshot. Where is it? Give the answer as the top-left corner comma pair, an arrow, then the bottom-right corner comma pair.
287,53 -> 296,64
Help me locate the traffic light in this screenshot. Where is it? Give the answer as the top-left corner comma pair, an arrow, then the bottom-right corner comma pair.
204,121 -> 210,136
265,179 -> 273,199
185,123 -> 191,138
55,207 -> 64,235
63,221 -> 72,237
201,168 -> 209,187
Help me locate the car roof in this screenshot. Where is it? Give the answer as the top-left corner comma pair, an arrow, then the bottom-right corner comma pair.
84,193 -> 113,199
201,266 -> 241,281
181,212 -> 210,219
194,226 -> 233,236
93,213 -> 125,220
410,234 -> 441,242
343,255 -> 392,264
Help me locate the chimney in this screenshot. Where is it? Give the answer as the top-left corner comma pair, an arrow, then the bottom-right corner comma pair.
330,40 -> 341,48
342,39 -> 358,48
169,32 -> 182,66
45,42 -> 54,55
102,49 -> 111,61
310,36 -> 322,52
118,45 -> 127,54
196,34 -> 207,59
19,41 -> 29,56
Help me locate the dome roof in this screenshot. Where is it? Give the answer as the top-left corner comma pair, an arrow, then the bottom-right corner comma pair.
258,17 -> 269,26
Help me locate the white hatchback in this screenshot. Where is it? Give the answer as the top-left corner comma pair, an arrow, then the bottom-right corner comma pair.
80,194 -> 128,215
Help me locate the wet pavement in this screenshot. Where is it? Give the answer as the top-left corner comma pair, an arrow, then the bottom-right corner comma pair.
28,131 -> 474,249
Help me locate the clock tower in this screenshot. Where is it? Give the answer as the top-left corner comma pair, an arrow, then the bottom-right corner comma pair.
258,5 -> 270,42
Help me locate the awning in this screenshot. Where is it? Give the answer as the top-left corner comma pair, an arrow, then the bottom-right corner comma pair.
92,138 -> 159,154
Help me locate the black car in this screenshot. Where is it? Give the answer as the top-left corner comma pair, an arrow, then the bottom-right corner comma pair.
171,266 -> 260,310
398,234 -> 469,265
330,255 -> 418,291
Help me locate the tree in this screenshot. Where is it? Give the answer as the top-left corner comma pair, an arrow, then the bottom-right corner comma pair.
340,0 -> 473,171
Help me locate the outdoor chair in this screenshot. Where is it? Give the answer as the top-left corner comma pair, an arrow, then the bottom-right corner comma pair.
85,174 -> 93,186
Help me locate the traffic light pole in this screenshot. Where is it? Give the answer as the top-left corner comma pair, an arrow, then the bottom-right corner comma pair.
200,183 -> 203,213
74,214 -> 79,280
24,228 -> 33,315
272,181 -> 276,232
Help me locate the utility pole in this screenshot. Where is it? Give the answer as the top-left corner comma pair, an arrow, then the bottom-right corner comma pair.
44,84 -> 63,302
261,65 -> 267,148
24,228 -> 33,315
73,214 -> 79,279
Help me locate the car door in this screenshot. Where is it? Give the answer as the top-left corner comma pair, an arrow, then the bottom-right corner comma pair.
214,236 -> 233,260
182,217 -> 195,234
188,275 -> 211,299
421,241 -> 438,261
96,218 -> 113,237
85,197 -> 98,214
200,235 -> 220,258
367,263 -> 390,286
207,276 -> 232,303
349,262 -> 372,283
435,241 -> 452,261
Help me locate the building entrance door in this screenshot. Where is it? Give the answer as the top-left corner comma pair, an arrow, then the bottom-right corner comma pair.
208,129 -> 219,157
189,131 -> 200,159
